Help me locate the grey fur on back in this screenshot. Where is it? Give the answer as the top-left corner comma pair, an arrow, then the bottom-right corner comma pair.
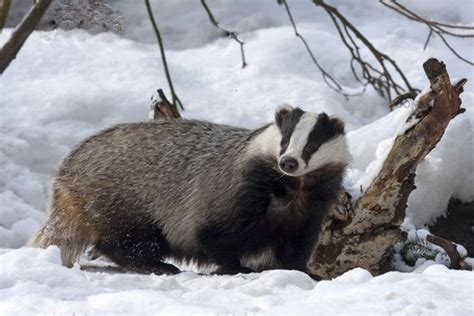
31,119 -> 257,265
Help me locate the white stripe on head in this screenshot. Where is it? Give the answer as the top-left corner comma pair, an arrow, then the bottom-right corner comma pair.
279,112 -> 317,166
279,112 -> 351,176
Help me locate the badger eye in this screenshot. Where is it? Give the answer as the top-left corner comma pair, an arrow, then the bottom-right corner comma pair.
306,144 -> 318,152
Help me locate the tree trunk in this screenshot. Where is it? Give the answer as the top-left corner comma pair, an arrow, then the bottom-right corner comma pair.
308,58 -> 467,278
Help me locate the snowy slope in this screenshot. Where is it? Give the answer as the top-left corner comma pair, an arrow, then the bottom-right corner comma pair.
0,0 -> 473,314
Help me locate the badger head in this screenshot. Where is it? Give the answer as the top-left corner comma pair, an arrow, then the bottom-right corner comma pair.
274,104 -> 350,177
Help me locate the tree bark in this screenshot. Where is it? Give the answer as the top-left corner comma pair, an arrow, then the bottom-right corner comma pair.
150,88 -> 181,119
0,0 -> 52,74
308,58 -> 467,278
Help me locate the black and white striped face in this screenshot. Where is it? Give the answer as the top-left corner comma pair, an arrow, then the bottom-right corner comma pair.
274,105 -> 350,176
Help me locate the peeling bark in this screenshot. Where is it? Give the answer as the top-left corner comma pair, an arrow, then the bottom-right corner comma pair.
308,58 -> 467,278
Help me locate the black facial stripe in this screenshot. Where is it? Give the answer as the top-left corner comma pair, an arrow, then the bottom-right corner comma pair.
301,131 -> 323,163
278,108 -> 305,155
301,113 -> 343,163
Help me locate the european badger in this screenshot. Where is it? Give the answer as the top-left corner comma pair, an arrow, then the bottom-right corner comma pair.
29,105 -> 350,277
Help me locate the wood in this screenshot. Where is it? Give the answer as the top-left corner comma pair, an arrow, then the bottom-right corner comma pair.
0,0 -> 52,74
0,0 -> 12,33
144,0 -> 183,110
150,89 -> 181,119
308,58 -> 467,278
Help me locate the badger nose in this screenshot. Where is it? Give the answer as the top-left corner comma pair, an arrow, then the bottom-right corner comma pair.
279,157 -> 299,173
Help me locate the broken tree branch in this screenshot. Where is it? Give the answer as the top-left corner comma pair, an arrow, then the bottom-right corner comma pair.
144,0 -> 184,111
149,88 -> 181,119
0,0 -> 52,74
201,0 -> 247,68
308,58 -> 466,278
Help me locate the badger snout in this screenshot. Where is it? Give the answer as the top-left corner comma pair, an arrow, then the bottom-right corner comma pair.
279,156 -> 299,174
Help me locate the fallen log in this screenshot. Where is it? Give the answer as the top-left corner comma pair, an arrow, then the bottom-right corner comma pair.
308,58 -> 467,278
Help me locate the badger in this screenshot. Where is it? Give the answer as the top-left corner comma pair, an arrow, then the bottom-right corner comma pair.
29,105 -> 350,278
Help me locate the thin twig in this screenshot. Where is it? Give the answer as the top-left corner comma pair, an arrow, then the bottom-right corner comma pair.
200,0 -> 247,68
382,0 -> 474,37
436,32 -> 474,66
312,0 -> 418,104
380,0 -> 474,66
279,0 -> 364,99
389,91 -> 418,108
422,29 -> 433,51
144,0 -> 184,110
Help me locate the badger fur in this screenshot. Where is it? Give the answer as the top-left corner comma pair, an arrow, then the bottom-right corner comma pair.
29,105 -> 350,277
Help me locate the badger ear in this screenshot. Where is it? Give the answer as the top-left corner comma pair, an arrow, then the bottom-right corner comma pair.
330,117 -> 345,135
275,104 -> 294,127
318,112 -> 330,123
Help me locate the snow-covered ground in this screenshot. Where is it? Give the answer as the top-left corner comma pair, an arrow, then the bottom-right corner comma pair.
1,0 -> 473,314
1,246 -> 472,315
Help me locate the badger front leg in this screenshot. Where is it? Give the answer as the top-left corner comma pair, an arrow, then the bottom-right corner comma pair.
198,211 -> 268,275
199,159 -> 277,275
198,222 -> 259,275
273,230 -> 323,280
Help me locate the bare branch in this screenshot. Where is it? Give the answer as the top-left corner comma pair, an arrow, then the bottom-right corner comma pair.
144,0 -> 184,110
309,0 -> 418,104
0,0 -> 12,33
200,0 -> 247,68
279,0 -> 364,100
389,91 -> 418,108
380,0 -> 474,66
381,0 -> 474,37
0,0 -> 52,74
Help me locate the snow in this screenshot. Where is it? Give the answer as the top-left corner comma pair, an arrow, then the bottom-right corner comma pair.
1,0 -> 473,314
0,246 -> 472,315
